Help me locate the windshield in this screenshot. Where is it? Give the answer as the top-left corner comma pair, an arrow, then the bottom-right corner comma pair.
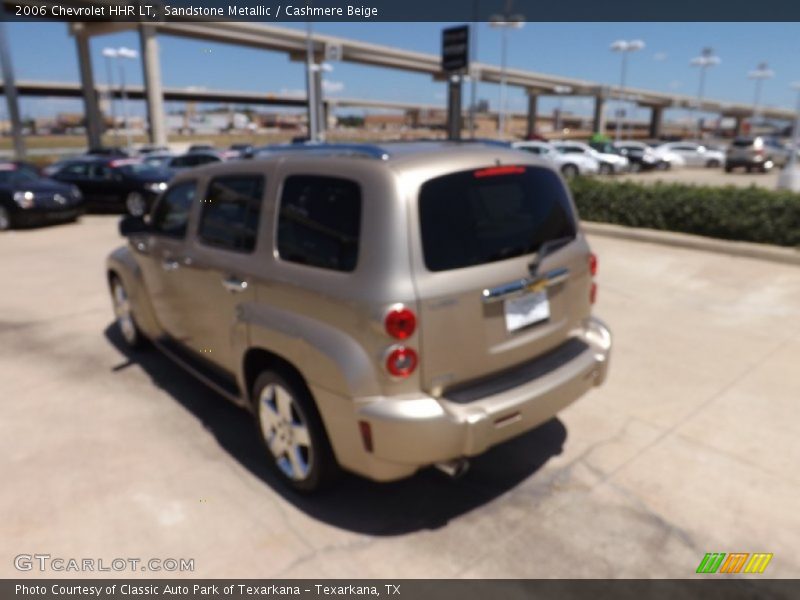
418,166 -> 577,272
0,167 -> 40,186
117,162 -> 167,177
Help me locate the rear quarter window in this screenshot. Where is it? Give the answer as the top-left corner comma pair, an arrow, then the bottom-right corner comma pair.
419,166 -> 577,272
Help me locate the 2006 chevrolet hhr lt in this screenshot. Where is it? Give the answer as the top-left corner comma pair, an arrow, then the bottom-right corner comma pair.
107,141 -> 612,491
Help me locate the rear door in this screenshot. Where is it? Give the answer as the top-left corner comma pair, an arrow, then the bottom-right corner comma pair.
410,164 -> 592,393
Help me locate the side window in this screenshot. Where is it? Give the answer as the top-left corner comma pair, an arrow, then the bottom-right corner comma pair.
198,175 -> 264,252
151,181 -> 196,238
90,164 -> 113,181
277,175 -> 362,272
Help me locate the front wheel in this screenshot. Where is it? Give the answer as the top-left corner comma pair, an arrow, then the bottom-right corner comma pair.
253,370 -> 339,492
560,164 -> 579,178
706,159 -> 721,169
125,192 -> 147,217
599,163 -> 613,175
111,276 -> 144,349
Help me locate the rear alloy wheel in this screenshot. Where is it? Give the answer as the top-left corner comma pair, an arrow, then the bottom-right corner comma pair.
599,163 -> 613,175
560,164 -> 579,178
706,159 -> 721,168
111,277 -> 143,349
254,371 -> 338,492
0,206 -> 11,231
125,192 -> 147,217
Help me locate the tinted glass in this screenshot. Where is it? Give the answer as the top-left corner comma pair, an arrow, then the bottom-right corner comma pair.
277,175 -> 362,272
419,166 -> 576,272
60,162 -> 89,176
0,166 -> 39,185
151,181 -> 196,238
198,176 -> 264,252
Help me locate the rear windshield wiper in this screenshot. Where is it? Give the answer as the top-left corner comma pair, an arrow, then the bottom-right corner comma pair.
528,235 -> 575,275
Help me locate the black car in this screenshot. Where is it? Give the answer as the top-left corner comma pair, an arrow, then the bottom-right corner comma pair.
612,142 -> 667,171
229,143 -> 255,158
86,146 -> 129,157
0,162 -> 85,231
48,157 -> 171,216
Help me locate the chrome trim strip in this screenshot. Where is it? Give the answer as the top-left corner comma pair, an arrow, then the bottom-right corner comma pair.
481,267 -> 570,304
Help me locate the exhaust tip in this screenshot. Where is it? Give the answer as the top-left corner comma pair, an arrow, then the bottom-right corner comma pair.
434,458 -> 470,479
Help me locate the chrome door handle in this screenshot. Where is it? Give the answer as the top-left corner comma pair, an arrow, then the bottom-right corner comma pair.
222,276 -> 248,293
481,268 -> 570,304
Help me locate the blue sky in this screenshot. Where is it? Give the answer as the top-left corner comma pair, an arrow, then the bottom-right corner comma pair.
3,21 -> 800,121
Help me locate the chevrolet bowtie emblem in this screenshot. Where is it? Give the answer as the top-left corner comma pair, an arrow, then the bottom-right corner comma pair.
526,278 -> 547,294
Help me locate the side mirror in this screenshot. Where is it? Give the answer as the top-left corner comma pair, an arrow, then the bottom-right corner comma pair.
119,215 -> 148,237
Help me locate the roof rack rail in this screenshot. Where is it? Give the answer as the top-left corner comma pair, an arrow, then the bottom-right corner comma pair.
254,142 -> 390,160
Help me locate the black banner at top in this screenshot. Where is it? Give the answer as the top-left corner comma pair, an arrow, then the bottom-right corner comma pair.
3,0 -> 800,22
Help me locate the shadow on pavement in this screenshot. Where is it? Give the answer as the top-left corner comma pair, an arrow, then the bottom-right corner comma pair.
105,324 -> 567,536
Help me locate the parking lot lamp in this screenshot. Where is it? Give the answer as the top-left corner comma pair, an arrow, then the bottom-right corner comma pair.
490,1 -> 525,137
610,39 -> 645,144
690,47 -> 721,138
777,82 -> 800,192
113,47 -> 138,152
748,62 -> 774,131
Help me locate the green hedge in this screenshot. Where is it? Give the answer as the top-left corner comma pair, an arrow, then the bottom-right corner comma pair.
568,178 -> 800,248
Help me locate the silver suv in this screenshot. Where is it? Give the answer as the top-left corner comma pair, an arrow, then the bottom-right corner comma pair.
107,142 -> 612,491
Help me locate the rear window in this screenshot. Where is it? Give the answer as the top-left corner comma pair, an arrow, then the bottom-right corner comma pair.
732,138 -> 755,147
419,166 -> 576,272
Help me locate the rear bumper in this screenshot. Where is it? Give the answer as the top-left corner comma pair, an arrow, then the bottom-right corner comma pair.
330,317 -> 611,481
11,206 -> 84,227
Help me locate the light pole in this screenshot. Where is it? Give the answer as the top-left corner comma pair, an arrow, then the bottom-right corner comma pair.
553,85 -> 572,134
490,0 -> 525,137
101,47 -> 119,146
748,61 -> 774,132
610,39 -> 645,143
777,82 -> 800,192
690,47 -> 720,139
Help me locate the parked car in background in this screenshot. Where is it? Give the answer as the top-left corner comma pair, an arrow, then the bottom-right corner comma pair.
137,145 -> 170,155
513,140 -> 600,177
653,141 -> 724,168
48,157 -> 171,216
724,136 -> 775,173
612,141 -> 668,171
0,161 -> 85,231
229,143 -> 255,159
107,141 -> 612,491
552,141 -> 629,174
187,144 -> 216,153
86,146 -> 129,158
164,152 -> 223,171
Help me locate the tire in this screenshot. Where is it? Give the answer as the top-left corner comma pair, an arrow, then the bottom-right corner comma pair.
706,159 -> 721,169
0,206 -> 11,231
125,192 -> 147,217
110,276 -> 145,349
560,164 -> 579,178
599,163 -> 612,175
724,165 -> 733,173
656,161 -> 670,171
253,370 -> 339,492
630,162 -> 641,173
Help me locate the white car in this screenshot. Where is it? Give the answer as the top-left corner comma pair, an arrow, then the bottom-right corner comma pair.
653,142 -> 724,168
552,141 -> 629,175
512,141 -> 600,177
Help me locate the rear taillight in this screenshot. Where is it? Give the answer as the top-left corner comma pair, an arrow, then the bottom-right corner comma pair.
589,253 -> 598,304
385,307 -> 416,340
386,346 -> 418,378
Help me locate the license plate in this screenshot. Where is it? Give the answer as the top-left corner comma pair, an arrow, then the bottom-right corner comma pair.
504,291 -> 550,332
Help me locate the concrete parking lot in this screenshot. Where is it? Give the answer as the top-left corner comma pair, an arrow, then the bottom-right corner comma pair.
1,217 -> 799,578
